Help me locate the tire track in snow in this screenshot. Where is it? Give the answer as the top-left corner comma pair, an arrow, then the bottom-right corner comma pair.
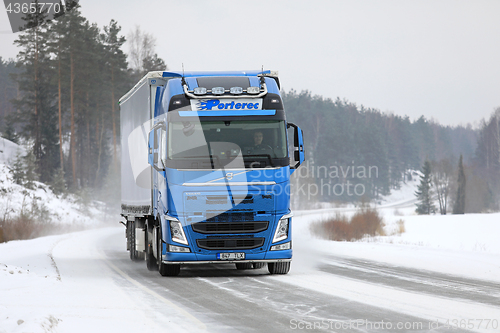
320,256 -> 500,307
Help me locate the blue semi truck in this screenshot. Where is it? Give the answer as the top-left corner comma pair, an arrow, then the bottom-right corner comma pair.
119,70 -> 304,276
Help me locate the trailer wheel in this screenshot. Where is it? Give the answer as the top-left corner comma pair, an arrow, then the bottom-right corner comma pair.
253,262 -> 266,269
145,223 -> 158,271
235,263 -> 253,270
129,223 -> 138,261
268,262 -> 290,274
129,223 -> 145,261
157,225 -> 180,276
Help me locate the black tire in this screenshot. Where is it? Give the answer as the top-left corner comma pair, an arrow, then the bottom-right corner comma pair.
268,262 -> 290,274
129,223 -> 145,261
126,221 -> 131,251
157,224 -> 180,276
159,263 -> 181,276
235,263 -> 253,270
129,222 -> 138,261
253,262 -> 266,269
145,223 -> 158,271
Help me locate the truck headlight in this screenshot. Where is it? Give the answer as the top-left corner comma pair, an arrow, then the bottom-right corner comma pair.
270,242 -> 291,251
272,213 -> 292,243
169,220 -> 188,245
168,244 -> 191,253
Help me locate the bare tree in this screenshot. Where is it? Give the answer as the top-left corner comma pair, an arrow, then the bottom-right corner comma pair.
127,26 -> 166,76
432,159 -> 453,215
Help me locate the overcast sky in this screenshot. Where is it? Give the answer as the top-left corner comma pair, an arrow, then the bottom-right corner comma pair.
1,0 -> 499,126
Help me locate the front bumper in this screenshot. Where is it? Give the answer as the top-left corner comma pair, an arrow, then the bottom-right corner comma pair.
163,248 -> 292,263
161,258 -> 291,265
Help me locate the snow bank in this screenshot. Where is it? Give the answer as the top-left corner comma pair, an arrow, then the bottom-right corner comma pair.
0,162 -> 107,227
0,137 -> 25,166
0,138 -> 111,229
293,206 -> 500,283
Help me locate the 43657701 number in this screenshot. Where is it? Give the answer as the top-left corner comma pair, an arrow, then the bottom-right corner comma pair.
6,2 -> 61,14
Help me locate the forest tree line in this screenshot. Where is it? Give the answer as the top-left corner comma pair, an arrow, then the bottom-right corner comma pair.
0,1 -> 499,213
0,0 -> 165,198
284,90 -> 500,213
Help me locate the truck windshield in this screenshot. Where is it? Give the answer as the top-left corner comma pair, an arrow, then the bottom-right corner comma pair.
167,120 -> 288,168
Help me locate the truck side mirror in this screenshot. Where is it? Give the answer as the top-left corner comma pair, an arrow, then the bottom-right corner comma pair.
287,122 -> 305,171
148,122 -> 166,172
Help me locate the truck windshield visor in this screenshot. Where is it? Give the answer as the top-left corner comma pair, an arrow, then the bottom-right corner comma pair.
167,120 -> 287,168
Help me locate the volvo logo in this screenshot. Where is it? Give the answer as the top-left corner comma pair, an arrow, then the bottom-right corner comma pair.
204,170 -> 249,184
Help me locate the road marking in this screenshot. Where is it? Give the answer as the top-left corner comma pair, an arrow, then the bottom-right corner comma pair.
99,254 -> 207,331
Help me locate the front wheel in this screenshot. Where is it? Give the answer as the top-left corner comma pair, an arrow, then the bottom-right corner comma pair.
159,263 -> 181,276
268,262 -> 290,274
235,263 -> 253,270
157,224 -> 180,276
253,262 -> 266,269
145,223 -> 158,271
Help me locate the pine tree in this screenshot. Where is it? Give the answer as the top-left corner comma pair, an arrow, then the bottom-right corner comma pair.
0,57 -> 19,130
9,151 -> 25,185
101,19 -> 129,171
452,155 -> 466,214
8,149 -> 39,189
142,53 -> 166,73
11,4 -> 59,183
50,167 -> 66,196
24,149 -> 39,189
415,160 -> 436,214
46,4 -> 70,172
2,116 -> 18,144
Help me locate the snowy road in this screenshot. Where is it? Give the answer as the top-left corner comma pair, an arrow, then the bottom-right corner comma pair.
99,229 -> 473,333
2,210 -> 500,332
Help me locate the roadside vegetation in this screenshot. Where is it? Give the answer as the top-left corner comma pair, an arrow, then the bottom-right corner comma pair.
310,206 -> 386,241
0,151 -> 113,243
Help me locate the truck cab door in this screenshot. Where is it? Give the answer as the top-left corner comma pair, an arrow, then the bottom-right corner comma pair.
148,122 -> 167,215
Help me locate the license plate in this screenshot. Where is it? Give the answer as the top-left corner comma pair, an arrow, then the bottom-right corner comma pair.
217,252 -> 245,260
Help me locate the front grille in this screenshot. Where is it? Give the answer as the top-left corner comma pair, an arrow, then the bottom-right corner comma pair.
206,195 -> 228,205
197,238 -> 265,250
192,221 -> 269,234
233,195 -> 254,204
206,212 -> 254,222
205,195 -> 254,205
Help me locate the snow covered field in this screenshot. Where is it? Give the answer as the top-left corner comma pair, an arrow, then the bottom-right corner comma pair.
293,209 -> 500,283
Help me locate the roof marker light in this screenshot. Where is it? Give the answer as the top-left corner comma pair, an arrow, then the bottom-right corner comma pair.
193,87 -> 207,95
247,86 -> 260,94
230,87 -> 243,95
212,87 -> 225,95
